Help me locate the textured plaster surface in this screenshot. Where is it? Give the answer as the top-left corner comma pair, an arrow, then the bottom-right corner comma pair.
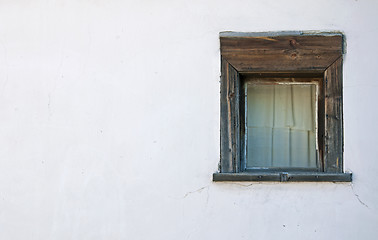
0,0 -> 377,239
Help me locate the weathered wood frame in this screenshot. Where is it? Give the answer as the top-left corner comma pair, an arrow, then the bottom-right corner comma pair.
215,32 -> 351,182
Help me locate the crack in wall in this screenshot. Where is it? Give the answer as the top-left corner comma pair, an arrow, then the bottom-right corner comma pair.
350,183 -> 369,208
183,185 -> 209,199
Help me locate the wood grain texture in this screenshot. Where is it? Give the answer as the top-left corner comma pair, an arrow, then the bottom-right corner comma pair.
221,35 -> 343,72
220,58 -> 240,173
218,33 -> 346,177
324,57 -> 343,173
317,73 -> 325,171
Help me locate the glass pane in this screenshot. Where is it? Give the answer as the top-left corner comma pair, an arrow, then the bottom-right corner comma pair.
246,84 -> 317,169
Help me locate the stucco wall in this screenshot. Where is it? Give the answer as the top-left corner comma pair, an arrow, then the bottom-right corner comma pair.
0,0 -> 377,239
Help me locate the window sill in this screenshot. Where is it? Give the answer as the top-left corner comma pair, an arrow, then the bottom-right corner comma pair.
213,171 -> 352,182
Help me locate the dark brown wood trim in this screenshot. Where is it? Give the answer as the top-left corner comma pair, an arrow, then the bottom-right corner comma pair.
220,58 -> 240,173
218,32 -> 347,180
220,35 -> 343,72
324,57 -> 344,173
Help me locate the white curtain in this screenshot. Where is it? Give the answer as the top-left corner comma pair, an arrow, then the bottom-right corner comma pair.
246,84 -> 317,168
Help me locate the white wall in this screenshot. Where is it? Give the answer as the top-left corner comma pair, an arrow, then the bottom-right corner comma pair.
0,0 -> 377,239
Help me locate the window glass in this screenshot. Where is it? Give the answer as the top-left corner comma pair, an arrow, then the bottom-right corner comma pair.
246,83 -> 317,169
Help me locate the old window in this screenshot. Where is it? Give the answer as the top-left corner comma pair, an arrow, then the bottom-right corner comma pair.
213,32 -> 352,182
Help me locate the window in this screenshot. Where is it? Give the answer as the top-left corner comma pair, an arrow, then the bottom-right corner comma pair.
244,79 -> 318,170
213,32 -> 352,182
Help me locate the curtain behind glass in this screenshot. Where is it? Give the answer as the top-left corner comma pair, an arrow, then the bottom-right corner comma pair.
246,84 -> 316,168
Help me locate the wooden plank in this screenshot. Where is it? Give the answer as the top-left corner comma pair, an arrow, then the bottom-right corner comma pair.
220,58 -> 240,173
221,35 -> 343,72
242,77 -> 322,84
213,172 -> 281,181
217,33 -> 347,177
223,51 -> 340,72
324,57 -> 343,173
317,74 -> 325,171
241,72 -> 324,78
234,62 -> 241,172
213,172 -> 352,182
220,58 -> 231,172
220,35 -> 342,52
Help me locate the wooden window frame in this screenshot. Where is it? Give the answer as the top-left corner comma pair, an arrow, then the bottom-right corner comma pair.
213,32 -> 352,182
